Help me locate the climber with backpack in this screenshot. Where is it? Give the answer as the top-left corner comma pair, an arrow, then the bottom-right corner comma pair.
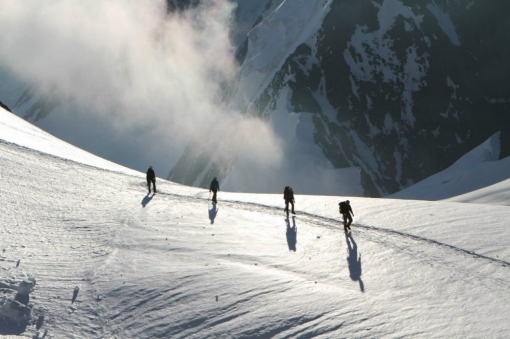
283,186 -> 295,217
146,166 -> 156,194
339,200 -> 354,233
209,177 -> 220,204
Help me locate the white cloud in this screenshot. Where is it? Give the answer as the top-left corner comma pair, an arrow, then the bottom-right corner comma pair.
0,0 -> 283,176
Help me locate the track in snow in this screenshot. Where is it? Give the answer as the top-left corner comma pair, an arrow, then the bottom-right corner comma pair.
156,189 -> 510,270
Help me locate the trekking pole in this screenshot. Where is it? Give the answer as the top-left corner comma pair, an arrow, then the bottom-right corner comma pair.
208,191 -> 211,201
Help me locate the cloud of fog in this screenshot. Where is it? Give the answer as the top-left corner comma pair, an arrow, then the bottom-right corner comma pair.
0,0 -> 283,175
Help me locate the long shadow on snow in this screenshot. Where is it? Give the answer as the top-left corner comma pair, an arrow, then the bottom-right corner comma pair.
209,204 -> 218,224
141,194 -> 153,208
285,216 -> 297,251
346,232 -> 365,292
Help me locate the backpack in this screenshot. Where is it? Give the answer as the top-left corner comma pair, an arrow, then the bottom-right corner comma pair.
283,186 -> 290,200
147,168 -> 155,179
339,201 -> 348,213
211,179 -> 219,190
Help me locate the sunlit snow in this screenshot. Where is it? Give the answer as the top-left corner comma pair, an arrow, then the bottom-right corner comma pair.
1,107 -> 510,338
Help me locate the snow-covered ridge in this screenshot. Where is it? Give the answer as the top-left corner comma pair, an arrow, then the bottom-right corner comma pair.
235,0 -> 332,104
390,132 -> 510,204
0,107 -> 139,176
427,1 -> 461,46
1,108 -> 510,338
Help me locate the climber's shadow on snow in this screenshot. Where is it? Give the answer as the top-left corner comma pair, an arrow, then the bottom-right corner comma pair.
208,204 -> 218,224
285,216 -> 297,251
346,233 -> 364,292
141,194 -> 153,208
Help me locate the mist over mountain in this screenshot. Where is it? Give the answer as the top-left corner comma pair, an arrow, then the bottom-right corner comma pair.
1,0 -> 509,196
168,0 -> 510,196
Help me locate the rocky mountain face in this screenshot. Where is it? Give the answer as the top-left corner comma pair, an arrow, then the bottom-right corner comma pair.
169,0 -> 510,196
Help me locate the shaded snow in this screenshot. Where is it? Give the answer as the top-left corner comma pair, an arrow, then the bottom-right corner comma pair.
427,2 -> 461,46
233,0 -> 333,106
390,132 -> 510,204
446,178 -> 510,206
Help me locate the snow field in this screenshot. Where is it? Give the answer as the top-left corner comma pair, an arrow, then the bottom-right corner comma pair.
1,109 -> 510,338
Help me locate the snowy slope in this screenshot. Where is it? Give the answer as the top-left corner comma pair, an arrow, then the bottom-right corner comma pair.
0,109 -> 139,176
389,132 -> 510,205
1,107 -> 510,338
445,178 -> 510,206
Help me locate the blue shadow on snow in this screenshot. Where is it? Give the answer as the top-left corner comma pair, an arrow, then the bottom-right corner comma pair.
346,232 -> 365,292
285,216 -> 297,251
209,204 -> 218,224
141,194 -> 153,208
